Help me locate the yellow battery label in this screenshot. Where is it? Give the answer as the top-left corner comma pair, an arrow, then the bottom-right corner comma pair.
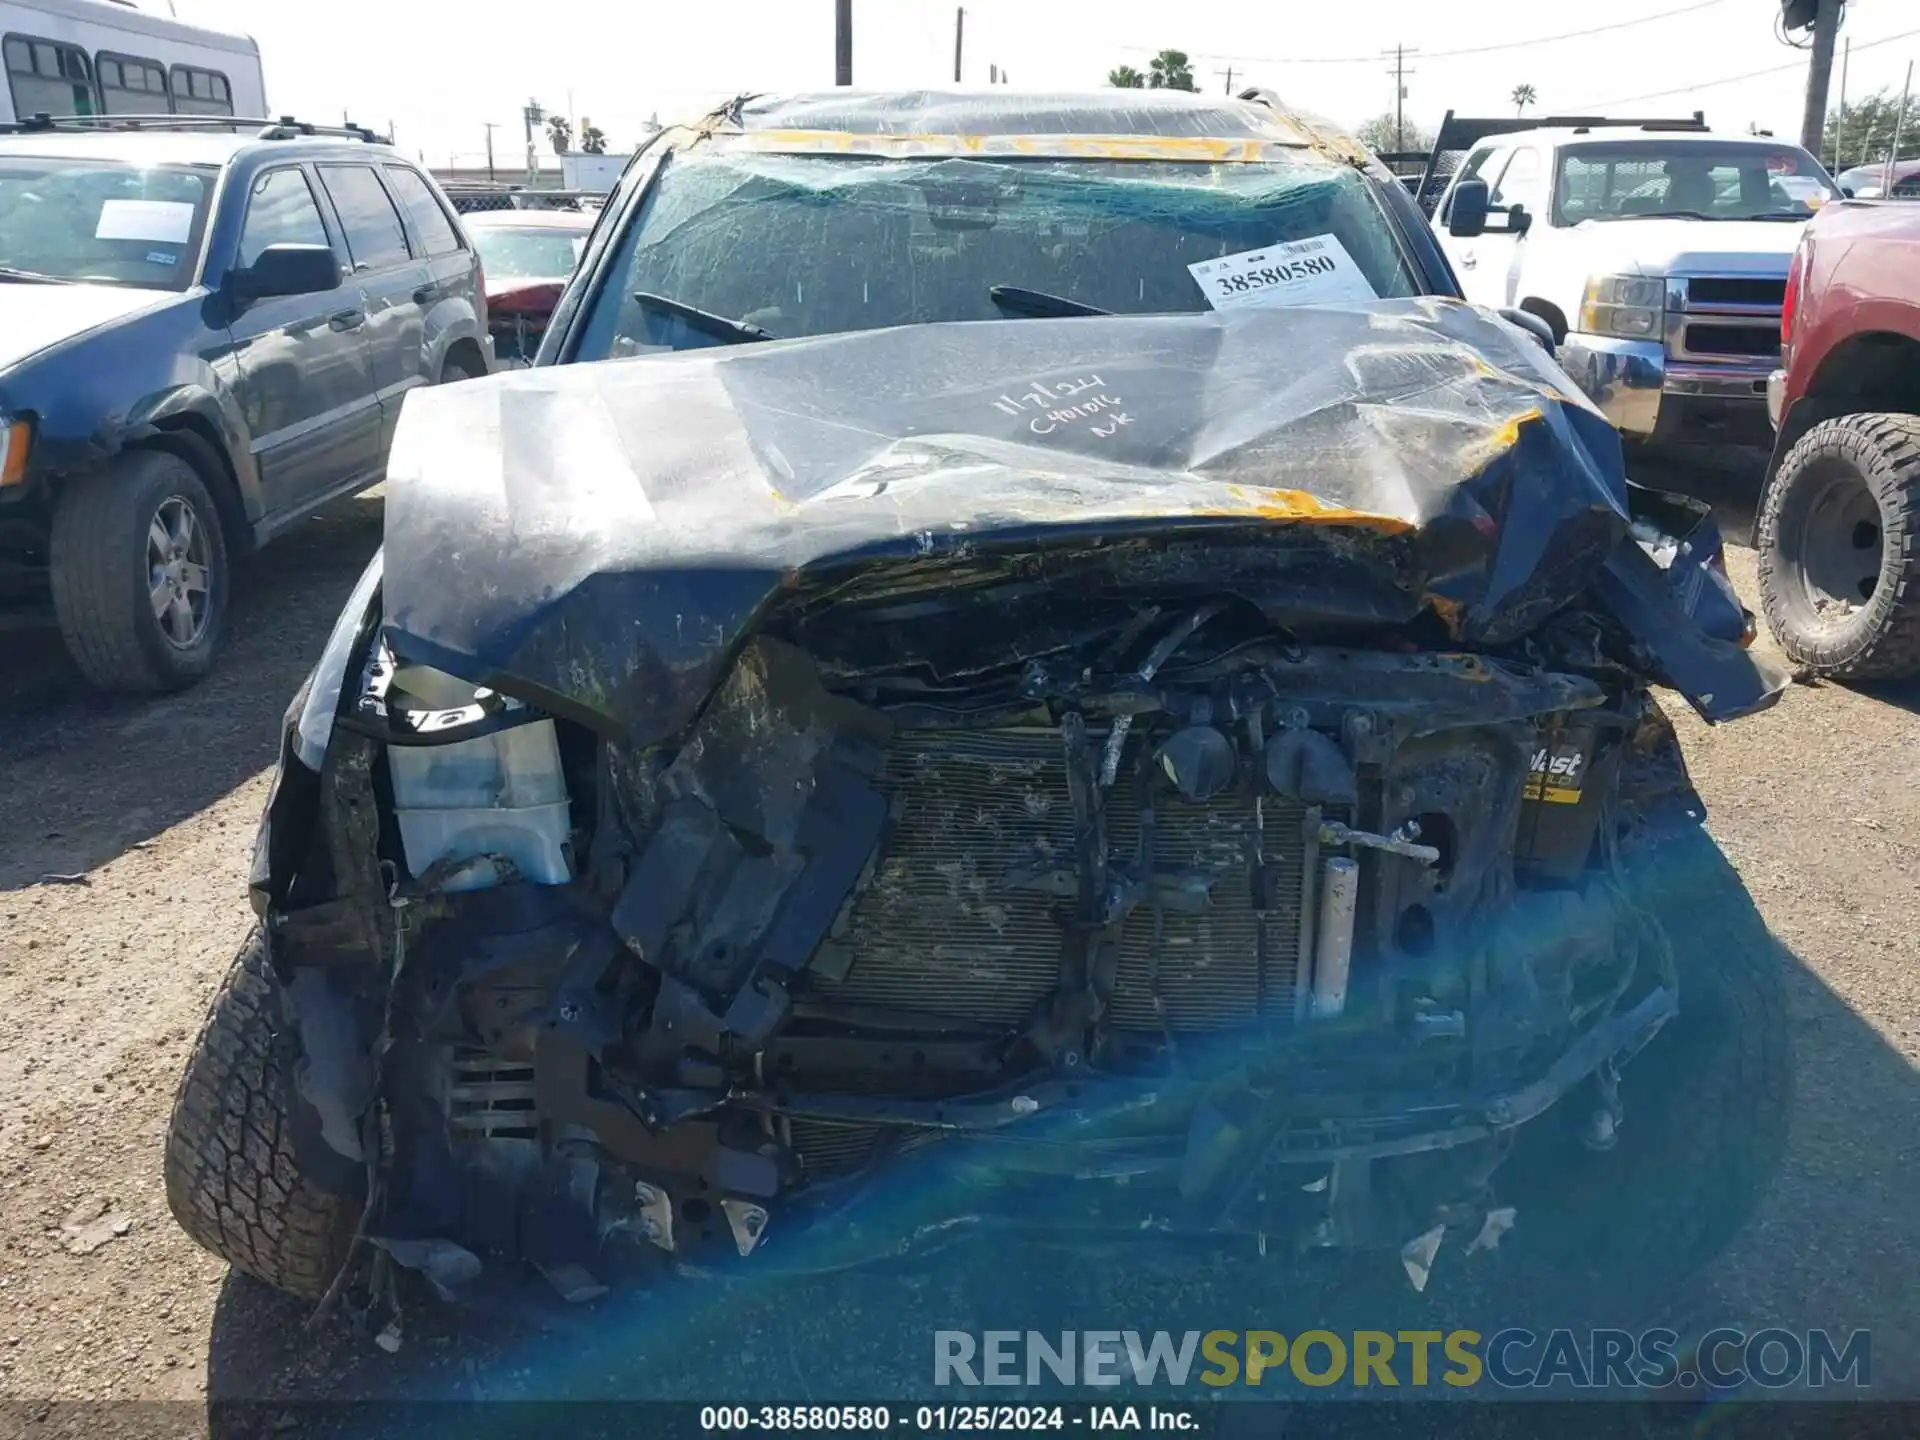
1525,744 -> 1586,805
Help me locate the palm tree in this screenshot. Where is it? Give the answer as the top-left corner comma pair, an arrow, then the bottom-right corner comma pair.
580,122 -> 608,155
1148,49 -> 1197,93
1108,64 -> 1145,89
1511,83 -> 1538,117
546,115 -> 572,154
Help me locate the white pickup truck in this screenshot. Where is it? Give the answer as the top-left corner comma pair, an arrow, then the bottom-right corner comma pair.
1424,120 -> 1840,446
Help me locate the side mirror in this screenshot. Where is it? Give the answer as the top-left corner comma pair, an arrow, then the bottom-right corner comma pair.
235,243 -> 341,301
1840,184 -> 1856,198
1498,306 -> 1556,356
1447,178 -> 1489,238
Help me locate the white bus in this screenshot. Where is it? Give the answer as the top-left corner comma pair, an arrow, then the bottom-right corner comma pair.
1,0 -> 265,127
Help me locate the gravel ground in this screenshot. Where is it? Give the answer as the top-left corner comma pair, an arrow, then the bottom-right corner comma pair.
0,453 -> 1916,1438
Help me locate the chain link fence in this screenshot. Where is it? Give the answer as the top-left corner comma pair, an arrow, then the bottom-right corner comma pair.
440,188 -> 605,215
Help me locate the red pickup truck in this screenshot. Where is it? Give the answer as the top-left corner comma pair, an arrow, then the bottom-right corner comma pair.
1758,199 -> 1920,676
1758,194 -> 1920,679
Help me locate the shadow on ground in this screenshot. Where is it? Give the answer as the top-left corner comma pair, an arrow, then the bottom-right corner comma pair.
0,494 -> 382,891
198,827 -> 1920,1438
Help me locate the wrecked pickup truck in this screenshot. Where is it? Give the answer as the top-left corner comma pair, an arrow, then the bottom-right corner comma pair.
164,91 -> 1790,1317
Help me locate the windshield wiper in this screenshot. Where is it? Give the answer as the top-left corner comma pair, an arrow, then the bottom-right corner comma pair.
632,291 -> 774,344
0,266 -> 72,284
1748,210 -> 1820,221
988,285 -> 1111,319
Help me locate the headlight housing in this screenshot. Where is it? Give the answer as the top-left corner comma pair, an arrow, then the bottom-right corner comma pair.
1578,274 -> 1667,341
0,416 -> 29,488
293,550 -> 384,770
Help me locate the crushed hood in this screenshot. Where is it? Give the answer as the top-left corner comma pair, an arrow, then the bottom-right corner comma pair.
379,298 -> 1722,741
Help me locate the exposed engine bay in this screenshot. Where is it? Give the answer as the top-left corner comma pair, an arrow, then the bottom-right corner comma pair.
246,302 -> 1784,1301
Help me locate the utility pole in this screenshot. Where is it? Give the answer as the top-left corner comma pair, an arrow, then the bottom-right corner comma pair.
1216,65 -> 1236,96
835,0 -> 853,86
1888,60 -> 1913,194
1833,36 -> 1850,167
482,122 -> 498,183
1799,0 -> 1842,156
1383,45 -> 1417,153
954,6 -> 964,83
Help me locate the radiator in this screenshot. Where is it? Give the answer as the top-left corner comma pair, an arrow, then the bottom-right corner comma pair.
810,728 -> 1312,1035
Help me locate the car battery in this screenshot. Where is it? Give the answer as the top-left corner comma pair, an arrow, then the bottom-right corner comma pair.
1515,715 -> 1622,882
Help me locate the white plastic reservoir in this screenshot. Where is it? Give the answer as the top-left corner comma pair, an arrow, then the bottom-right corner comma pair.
387,720 -> 572,891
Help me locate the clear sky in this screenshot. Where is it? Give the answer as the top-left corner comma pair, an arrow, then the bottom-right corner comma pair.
170,0 -> 1920,172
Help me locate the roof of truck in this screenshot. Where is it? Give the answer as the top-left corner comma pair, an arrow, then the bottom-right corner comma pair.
1484,127 -> 1809,153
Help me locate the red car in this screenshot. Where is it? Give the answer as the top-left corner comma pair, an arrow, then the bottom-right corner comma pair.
1758,199 -> 1920,676
464,207 -> 594,366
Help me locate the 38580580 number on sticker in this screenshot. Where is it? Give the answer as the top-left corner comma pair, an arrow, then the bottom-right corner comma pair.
1187,233 -> 1377,311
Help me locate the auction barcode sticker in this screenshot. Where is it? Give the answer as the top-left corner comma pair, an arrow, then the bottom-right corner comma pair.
1188,233 -> 1377,310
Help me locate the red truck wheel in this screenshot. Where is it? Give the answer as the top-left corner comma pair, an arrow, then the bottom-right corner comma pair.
1757,413 -> 1920,679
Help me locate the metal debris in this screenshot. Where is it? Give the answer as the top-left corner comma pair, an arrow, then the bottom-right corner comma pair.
1401,1224 -> 1447,1292
370,1237 -> 482,1301
633,1182 -> 675,1252
534,1259 -> 609,1303
720,1199 -> 770,1258
1466,1207 -> 1517,1256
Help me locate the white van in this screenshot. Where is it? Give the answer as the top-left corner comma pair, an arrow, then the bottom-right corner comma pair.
1,0 -> 265,126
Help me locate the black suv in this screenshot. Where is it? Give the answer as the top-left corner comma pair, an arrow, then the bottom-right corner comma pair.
0,116 -> 489,692
166,91 -> 1790,1325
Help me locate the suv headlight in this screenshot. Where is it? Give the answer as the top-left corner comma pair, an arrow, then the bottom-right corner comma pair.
1578,274 -> 1667,341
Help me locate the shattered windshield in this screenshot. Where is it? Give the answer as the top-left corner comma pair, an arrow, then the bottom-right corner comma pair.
574,150 -> 1422,357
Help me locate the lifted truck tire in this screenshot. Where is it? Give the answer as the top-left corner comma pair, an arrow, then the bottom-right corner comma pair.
49,448 -> 231,693
1757,412 -> 1920,679
164,927 -> 358,1300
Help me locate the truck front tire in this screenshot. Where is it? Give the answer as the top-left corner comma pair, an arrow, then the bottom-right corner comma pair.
164,927 -> 359,1300
1757,413 -> 1920,678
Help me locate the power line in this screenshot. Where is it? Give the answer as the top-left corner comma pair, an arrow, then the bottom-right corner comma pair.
1574,25 -> 1920,109
1115,0 -> 1729,69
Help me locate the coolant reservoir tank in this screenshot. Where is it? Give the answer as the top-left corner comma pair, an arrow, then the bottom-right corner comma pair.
386,719 -> 572,892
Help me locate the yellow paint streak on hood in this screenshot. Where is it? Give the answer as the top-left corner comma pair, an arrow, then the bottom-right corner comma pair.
1445,406 -> 1545,477
1214,485 -> 1415,533
711,130 -> 1312,163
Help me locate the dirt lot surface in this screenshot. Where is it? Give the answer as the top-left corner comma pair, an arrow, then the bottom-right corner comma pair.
1,453 -> 1917,1437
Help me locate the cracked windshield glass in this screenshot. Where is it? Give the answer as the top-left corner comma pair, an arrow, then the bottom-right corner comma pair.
576,150 -> 1421,354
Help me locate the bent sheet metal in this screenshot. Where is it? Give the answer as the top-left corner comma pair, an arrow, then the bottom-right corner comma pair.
378,299 -> 1782,738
